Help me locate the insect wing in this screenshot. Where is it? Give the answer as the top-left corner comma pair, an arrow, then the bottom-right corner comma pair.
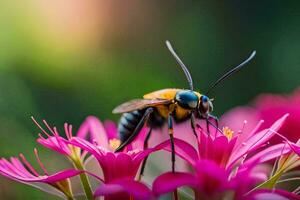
143,88 -> 180,100
112,99 -> 171,113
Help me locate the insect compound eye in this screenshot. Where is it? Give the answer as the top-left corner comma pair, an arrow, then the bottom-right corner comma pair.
199,95 -> 212,115
201,95 -> 209,103
175,90 -> 199,109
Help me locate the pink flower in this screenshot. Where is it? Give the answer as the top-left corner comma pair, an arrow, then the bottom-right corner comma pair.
68,116 -> 155,200
153,159 -> 261,200
158,114 -> 288,170
153,114 -> 295,199
0,149 -> 81,199
1,112 -> 299,200
153,157 -> 300,200
221,88 -> 300,143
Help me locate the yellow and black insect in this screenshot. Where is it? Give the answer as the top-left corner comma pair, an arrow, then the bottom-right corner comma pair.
113,41 -> 256,175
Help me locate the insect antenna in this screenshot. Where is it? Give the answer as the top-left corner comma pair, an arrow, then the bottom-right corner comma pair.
206,51 -> 256,95
166,40 -> 194,90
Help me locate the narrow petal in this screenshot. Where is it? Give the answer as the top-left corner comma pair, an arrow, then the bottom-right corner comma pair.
152,172 -> 197,196
154,138 -> 199,166
37,136 -> 71,155
244,143 -> 291,165
228,114 -> 289,168
249,189 -> 300,200
94,179 -> 153,200
69,137 -> 103,161
76,116 -> 109,148
220,107 -> 259,137
104,120 -> 118,140
194,160 -> 230,194
0,165 -> 81,183
289,142 -> 300,156
42,169 -> 82,183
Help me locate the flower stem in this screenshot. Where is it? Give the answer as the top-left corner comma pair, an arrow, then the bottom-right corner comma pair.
67,196 -> 75,200
73,160 -> 94,200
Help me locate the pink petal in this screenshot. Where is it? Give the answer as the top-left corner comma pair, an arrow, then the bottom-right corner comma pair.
132,147 -> 160,167
0,167 -> 81,183
154,138 -> 199,166
205,136 -> 234,167
152,172 -> 197,196
255,91 -> 300,143
69,137 -> 103,161
220,106 -> 259,137
245,143 -> 291,165
228,114 -> 289,168
77,116 -> 109,148
194,160 -> 230,194
104,120 -> 118,140
289,142 -> 300,156
94,179 -> 152,200
114,153 -> 136,178
37,136 -> 71,155
249,189 -> 300,200
41,169 -> 82,183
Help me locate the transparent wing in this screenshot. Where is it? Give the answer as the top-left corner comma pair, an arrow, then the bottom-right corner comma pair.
112,99 -> 172,114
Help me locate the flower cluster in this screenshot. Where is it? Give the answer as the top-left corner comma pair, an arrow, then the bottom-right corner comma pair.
1,92 -> 300,199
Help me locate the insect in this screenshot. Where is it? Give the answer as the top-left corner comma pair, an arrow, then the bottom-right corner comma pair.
113,40 -> 256,176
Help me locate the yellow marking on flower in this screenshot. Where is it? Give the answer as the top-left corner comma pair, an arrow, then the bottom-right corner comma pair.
109,138 -> 121,150
223,127 -> 234,140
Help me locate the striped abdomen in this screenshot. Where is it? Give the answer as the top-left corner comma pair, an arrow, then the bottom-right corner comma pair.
118,108 -> 165,144
118,109 -> 146,143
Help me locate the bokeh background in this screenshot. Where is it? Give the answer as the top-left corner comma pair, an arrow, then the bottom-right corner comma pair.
0,1 -> 300,199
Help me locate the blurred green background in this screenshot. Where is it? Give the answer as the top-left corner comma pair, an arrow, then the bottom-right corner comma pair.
0,1 -> 300,199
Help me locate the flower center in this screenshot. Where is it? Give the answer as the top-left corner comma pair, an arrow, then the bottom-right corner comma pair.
109,138 -> 121,150
223,126 -> 234,140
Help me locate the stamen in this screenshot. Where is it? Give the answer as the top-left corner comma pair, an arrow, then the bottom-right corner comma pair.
241,120 -> 247,134
42,120 -> 55,135
19,154 -> 39,177
244,129 -> 272,155
230,154 -> 247,180
249,120 -> 264,136
38,133 -> 46,140
64,123 -> 71,139
271,143 -> 286,176
38,133 -> 60,150
31,117 -> 51,137
34,148 -> 48,175
223,127 -> 234,140
269,129 -> 290,142
53,127 -> 59,136
68,125 -> 73,138
268,130 -> 300,163
109,139 -> 121,150
52,127 -> 67,152
293,185 -> 300,194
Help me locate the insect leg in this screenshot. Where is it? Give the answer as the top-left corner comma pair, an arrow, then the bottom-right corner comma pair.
138,128 -> 152,180
197,111 -> 222,136
115,107 -> 154,152
168,113 -> 176,173
208,114 -> 219,135
206,117 -> 211,135
208,114 -> 219,129
191,113 -> 198,138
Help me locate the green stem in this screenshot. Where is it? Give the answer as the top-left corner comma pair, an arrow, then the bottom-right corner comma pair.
73,160 -> 94,200
67,196 -> 75,200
